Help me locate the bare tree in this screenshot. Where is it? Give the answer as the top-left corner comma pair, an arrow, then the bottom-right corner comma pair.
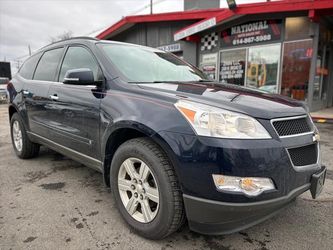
49,31 -> 73,43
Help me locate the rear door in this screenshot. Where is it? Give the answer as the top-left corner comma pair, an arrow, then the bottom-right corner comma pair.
46,45 -> 102,160
24,47 -> 64,139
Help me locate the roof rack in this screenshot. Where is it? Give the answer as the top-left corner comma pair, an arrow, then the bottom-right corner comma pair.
39,36 -> 100,50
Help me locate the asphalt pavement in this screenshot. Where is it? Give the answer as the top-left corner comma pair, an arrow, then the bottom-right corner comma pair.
0,104 -> 332,250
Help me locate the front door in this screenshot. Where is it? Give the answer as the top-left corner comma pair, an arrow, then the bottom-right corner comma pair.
46,45 -> 103,161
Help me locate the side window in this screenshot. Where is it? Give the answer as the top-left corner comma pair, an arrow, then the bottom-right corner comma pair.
19,53 -> 41,80
33,48 -> 63,81
59,46 -> 99,82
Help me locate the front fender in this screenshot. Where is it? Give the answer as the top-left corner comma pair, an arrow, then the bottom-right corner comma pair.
101,120 -> 158,158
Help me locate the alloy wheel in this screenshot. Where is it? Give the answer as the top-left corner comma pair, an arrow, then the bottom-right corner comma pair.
118,157 -> 159,223
12,120 -> 23,152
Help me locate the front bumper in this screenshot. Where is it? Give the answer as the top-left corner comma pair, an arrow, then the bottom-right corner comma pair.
157,130 -> 321,202
184,166 -> 326,235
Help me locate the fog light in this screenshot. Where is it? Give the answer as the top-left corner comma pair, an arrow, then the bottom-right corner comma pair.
212,174 -> 275,197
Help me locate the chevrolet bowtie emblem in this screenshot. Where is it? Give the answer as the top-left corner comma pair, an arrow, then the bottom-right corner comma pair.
313,133 -> 320,142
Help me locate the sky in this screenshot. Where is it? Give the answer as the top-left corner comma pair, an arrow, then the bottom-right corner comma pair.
0,0 -> 267,73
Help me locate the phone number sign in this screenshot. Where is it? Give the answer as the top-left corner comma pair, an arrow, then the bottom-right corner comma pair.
221,20 -> 282,47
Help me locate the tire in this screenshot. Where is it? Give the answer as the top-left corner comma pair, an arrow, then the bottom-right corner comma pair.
10,112 -> 40,159
110,137 -> 185,240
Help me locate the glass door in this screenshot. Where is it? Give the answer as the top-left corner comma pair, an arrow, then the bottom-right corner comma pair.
281,39 -> 313,101
246,44 -> 281,93
219,48 -> 247,86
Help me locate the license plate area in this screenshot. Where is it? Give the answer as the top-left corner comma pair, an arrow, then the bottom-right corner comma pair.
310,166 -> 326,199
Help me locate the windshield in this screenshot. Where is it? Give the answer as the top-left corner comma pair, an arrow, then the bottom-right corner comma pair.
98,43 -> 210,83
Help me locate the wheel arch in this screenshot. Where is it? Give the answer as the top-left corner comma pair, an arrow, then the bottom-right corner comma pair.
8,104 -> 18,122
102,122 -> 180,188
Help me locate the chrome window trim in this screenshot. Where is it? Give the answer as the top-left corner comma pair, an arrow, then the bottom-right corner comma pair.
270,115 -> 314,138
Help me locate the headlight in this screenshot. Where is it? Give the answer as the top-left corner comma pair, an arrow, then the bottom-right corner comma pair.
175,100 -> 271,139
212,174 -> 275,197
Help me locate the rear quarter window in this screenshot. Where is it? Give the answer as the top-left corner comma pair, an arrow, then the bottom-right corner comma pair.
33,48 -> 63,81
19,53 -> 41,80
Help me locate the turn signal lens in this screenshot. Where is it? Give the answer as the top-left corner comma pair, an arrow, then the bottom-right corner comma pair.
212,174 -> 275,197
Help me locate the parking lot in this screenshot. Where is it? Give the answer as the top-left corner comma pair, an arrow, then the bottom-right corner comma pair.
0,103 -> 332,250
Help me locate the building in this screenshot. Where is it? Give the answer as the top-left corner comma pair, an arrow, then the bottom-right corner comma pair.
0,61 -> 11,80
96,0 -> 333,112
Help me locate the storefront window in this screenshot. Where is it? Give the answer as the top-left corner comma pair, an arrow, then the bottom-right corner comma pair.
313,26 -> 332,102
219,49 -> 246,85
285,17 -> 312,41
246,44 -> 280,93
200,53 -> 218,80
281,39 -> 313,100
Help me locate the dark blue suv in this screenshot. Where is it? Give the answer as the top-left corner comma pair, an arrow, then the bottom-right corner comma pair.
7,37 -> 326,239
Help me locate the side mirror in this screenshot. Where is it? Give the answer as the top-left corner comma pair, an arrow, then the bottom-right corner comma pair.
63,68 -> 94,85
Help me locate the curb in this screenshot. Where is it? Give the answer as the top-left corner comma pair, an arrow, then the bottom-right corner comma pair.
311,117 -> 333,124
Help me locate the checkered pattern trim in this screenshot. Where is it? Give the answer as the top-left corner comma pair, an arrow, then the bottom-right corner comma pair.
201,32 -> 218,51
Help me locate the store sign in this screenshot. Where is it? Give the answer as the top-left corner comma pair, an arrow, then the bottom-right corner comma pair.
220,60 -> 245,84
157,43 -> 181,53
200,53 -> 218,80
174,17 -> 216,41
221,20 -> 282,47
219,49 -> 246,85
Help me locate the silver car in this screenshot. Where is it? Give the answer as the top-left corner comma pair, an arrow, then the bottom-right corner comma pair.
0,84 -> 8,103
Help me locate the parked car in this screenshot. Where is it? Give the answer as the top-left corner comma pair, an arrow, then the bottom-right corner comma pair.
0,78 -> 9,103
7,37 -> 326,240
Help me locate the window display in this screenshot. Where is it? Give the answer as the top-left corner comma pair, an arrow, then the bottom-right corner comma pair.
219,45 -> 280,93
200,53 -> 218,80
219,49 -> 246,85
246,44 -> 280,93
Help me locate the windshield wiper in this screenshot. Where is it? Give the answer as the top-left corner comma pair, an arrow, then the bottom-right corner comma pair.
196,79 -> 214,82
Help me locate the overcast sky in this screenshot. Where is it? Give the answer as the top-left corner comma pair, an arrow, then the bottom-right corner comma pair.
0,0 -> 265,73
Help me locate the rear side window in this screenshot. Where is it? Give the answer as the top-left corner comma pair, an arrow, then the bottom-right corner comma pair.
19,54 -> 41,80
59,46 -> 99,82
33,48 -> 63,81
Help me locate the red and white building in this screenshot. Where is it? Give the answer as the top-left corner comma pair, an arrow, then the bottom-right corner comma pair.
97,0 -> 333,111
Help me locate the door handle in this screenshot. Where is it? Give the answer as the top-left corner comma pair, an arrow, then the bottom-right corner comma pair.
49,94 -> 59,101
23,90 -> 30,95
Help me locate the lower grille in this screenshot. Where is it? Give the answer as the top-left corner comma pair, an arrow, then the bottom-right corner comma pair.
287,143 -> 318,167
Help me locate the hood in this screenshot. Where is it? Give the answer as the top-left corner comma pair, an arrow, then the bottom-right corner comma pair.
136,82 -> 307,119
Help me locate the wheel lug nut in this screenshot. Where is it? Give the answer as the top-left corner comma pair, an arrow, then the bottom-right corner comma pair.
140,194 -> 143,200
142,188 -> 145,193
133,179 -> 137,183
134,193 -> 138,198
131,185 -> 135,190
138,180 -> 142,185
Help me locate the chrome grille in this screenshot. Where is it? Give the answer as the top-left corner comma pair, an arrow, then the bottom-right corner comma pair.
272,116 -> 312,137
287,144 -> 318,167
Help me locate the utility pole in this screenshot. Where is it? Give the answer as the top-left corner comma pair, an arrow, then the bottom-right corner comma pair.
150,0 -> 153,14
28,45 -> 31,56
